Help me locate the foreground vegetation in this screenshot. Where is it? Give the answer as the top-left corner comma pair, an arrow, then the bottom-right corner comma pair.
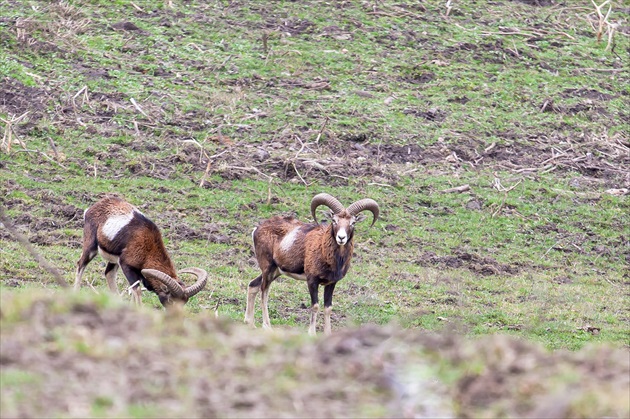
1,291 -> 628,418
1,0 -> 629,415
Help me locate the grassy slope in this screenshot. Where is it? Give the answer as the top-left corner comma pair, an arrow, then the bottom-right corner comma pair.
1,0 -> 629,353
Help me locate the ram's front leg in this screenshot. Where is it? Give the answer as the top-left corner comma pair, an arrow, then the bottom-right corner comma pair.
307,280 -> 320,336
121,263 -> 144,306
104,263 -> 119,294
323,282 -> 336,335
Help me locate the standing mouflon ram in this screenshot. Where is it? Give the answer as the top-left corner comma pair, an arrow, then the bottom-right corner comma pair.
245,193 -> 379,335
75,196 -> 207,307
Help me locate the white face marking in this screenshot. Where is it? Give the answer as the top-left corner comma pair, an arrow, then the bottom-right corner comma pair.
102,212 -> 134,240
98,247 -> 120,264
336,226 -> 348,246
279,227 -> 300,253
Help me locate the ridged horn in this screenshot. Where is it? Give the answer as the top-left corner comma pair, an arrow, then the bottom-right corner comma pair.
179,267 -> 208,298
141,269 -> 185,299
346,198 -> 380,227
310,193 -> 345,222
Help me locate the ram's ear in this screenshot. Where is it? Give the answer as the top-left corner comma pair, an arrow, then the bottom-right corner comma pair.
354,213 -> 368,223
323,210 -> 335,222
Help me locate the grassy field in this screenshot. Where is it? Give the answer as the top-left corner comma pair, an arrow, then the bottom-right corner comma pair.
1,0 -> 629,416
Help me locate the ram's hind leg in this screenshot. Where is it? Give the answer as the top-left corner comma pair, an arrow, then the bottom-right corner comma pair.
75,235 -> 98,291
245,274 -> 262,326
260,267 -> 278,330
260,278 -> 272,330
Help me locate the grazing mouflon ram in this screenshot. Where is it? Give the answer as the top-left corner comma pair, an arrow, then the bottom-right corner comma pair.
245,193 -> 379,335
75,196 -> 207,307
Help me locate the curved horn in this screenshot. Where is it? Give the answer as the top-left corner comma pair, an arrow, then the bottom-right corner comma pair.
310,193 -> 345,222
141,269 -> 185,299
179,267 -> 208,298
346,198 -> 380,227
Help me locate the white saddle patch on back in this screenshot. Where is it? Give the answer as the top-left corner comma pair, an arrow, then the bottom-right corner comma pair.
279,227 -> 300,253
102,212 -> 134,240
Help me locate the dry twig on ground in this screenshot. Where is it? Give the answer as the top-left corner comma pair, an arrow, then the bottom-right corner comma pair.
445,0 -> 454,17
589,0 -> 618,50
441,184 -> 470,193
0,112 -> 29,153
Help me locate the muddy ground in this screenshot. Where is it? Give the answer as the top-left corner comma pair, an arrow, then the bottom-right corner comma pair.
2,69 -> 629,268
2,70 -> 629,188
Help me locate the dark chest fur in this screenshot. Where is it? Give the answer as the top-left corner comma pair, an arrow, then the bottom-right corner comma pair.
315,244 -> 353,285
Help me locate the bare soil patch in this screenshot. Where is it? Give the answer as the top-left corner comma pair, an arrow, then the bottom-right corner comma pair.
416,250 -> 518,276
0,79 -> 50,123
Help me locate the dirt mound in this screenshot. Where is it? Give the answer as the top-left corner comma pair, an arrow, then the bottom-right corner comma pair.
417,250 -> 518,276
1,294 -> 628,418
0,79 -> 50,121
